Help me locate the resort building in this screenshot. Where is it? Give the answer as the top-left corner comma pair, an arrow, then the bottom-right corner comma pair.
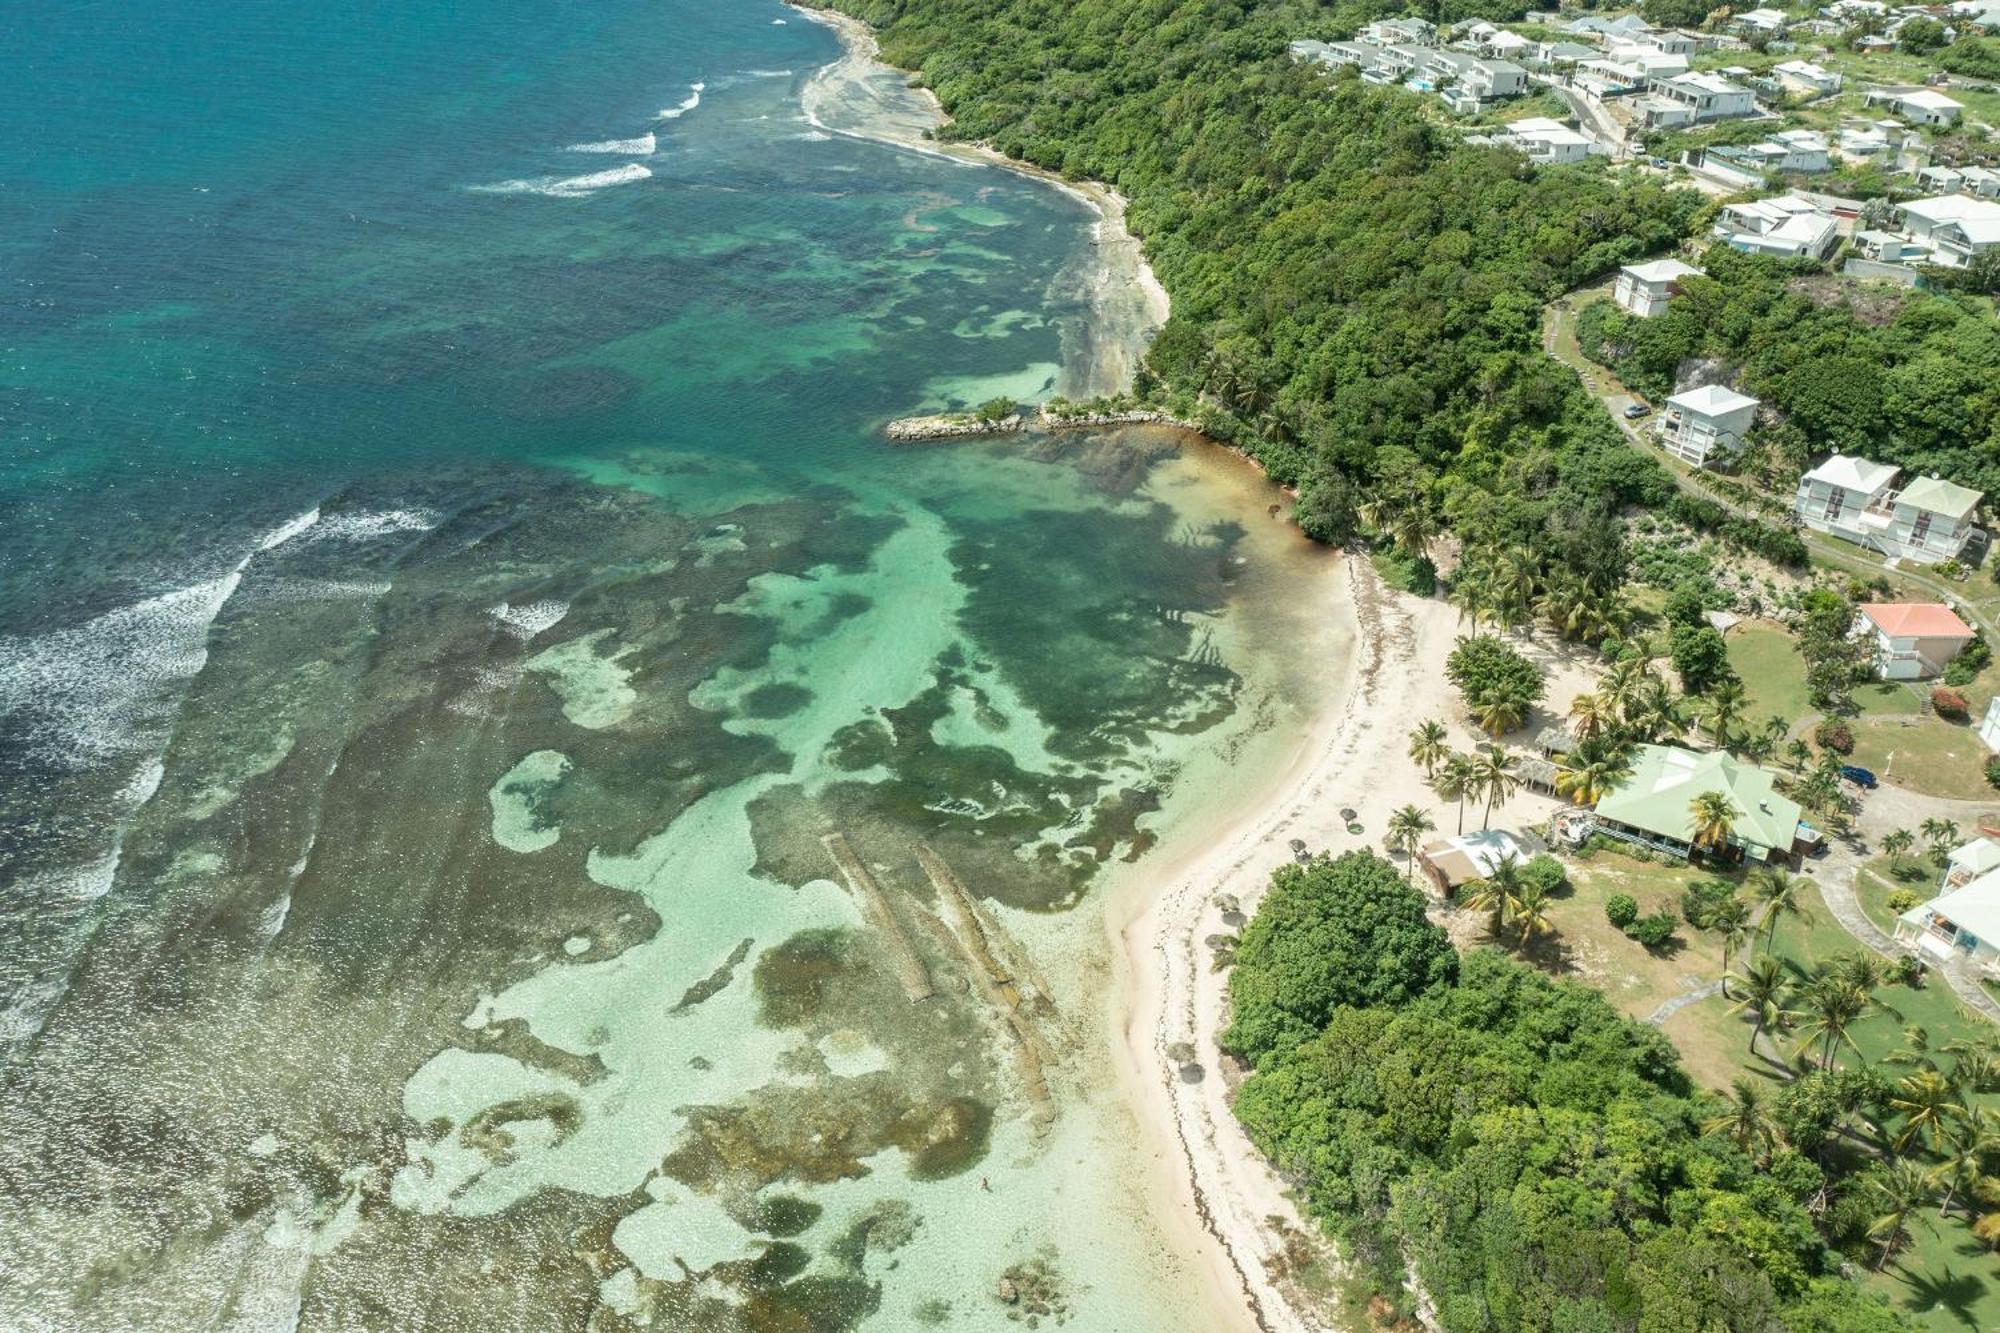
1886,474 -> 1985,564
1944,837 -> 2000,891
1794,453 -> 1900,545
1417,829 -> 1530,898
1361,17 -> 1438,46
1981,697 -> 2000,753
1896,194 -> 2000,267
1713,193 -> 1840,259
1854,602 -> 1977,680
1592,744 -> 1806,864
1658,384 -> 1759,467
1865,87 -> 1966,126
1895,868 -> 2000,977
1614,258 -> 1702,317
1637,71 -> 1757,128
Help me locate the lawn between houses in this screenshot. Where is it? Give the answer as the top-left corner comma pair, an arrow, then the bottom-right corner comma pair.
1536,846 -> 2000,1333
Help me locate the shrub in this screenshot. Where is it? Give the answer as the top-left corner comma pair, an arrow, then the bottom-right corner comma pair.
1933,686 -> 1970,721
974,396 -> 1017,423
1894,953 -> 1926,987
1986,754 -> 2000,791
1521,854 -> 1567,895
1627,912 -> 1678,948
1814,719 -> 1853,755
1606,893 -> 1640,929
1681,879 -> 1738,928
1886,889 -> 1918,913
1945,633 -> 1991,686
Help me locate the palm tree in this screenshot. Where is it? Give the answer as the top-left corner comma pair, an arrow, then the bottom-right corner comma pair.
1760,714 -> 1790,753
1473,744 -> 1517,831
1554,738 -> 1632,807
1435,752 -> 1478,835
1705,678 -> 1748,749
1513,882 -> 1556,944
1386,804 -> 1436,883
1928,1110 -> 1999,1217
1867,1161 -> 1936,1270
1688,790 -> 1738,858
1709,894 -> 1753,997
1728,954 -> 1797,1057
1408,720 -> 1449,778
1751,868 -> 1811,955
1627,682 -> 1686,742
1785,737 -> 1813,773
1702,1077 -> 1779,1163
1568,691 -> 1614,742
1890,1069 -> 1967,1153
1921,816 -> 1961,860
1882,829 -> 1916,873
1946,1035 -> 2000,1095
1602,657 -> 1651,720
1798,975 -> 1869,1070
1475,687 -> 1529,739
1461,854 -> 1526,939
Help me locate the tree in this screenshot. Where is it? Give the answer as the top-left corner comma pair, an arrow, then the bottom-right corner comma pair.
1462,854 -> 1527,940
1569,690 -> 1614,742
1513,881 -> 1556,945
1928,1110 -> 1999,1217
1752,868 -> 1811,955
1705,678 -> 1748,749
1407,720 -> 1449,778
1921,817 -> 1960,860
1689,789 -> 1738,857
1555,736 -> 1632,807
1866,1161 -> 1935,1270
1473,744 -> 1518,831
1435,752 -> 1478,835
1703,1077 -> 1780,1163
1882,829 -> 1916,873
1221,852 -> 1455,1063
1708,894 -> 1753,997
1798,974 -> 1869,1070
1475,688 -> 1531,739
1889,1069 -> 1966,1153
1899,15 -> 1948,53
1444,635 -> 1544,731
1669,623 -> 1733,696
1385,804 -> 1435,883
1730,954 -> 1797,1057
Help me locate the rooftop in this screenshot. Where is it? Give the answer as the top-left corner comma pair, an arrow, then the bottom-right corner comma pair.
1898,474 -> 1984,519
1803,453 -> 1898,494
1901,868 -> 2000,950
1594,745 -> 1802,857
1668,384 -> 1760,415
1858,602 -> 1976,639
1622,258 -> 1703,283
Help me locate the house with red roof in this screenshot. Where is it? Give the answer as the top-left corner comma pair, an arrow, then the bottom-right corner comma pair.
1855,602 -> 1977,681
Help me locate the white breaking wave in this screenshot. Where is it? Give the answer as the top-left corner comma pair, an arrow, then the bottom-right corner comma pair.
565,132 -> 657,155
794,130 -> 832,142
658,83 -> 704,119
470,163 -> 652,198
743,69 -> 793,78
489,600 -> 570,640
308,507 -> 443,540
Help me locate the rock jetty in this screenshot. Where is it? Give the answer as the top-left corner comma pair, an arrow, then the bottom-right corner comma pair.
1036,405 -> 1198,431
885,413 -> 1023,442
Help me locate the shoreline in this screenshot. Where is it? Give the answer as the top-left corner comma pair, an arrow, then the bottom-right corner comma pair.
788,2 -> 1169,400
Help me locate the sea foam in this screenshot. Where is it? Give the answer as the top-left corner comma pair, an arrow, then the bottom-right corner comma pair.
470,163 -> 652,198
565,132 -> 657,155
658,84 -> 704,119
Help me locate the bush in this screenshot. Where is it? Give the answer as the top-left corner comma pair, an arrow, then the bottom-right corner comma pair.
1606,893 -> 1640,929
1444,634 -> 1544,714
1945,633 -> 1991,686
1886,889 -> 1918,913
973,396 -> 1017,423
1521,854 -> 1567,895
1987,755 -> 2000,791
1895,953 -> 1926,987
1681,879 -> 1738,928
1628,912 -> 1679,948
1814,719 -> 1854,755
1932,686 -> 1970,721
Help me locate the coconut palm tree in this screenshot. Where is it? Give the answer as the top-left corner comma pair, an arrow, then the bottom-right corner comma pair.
1602,657 -> 1651,720
1882,828 -> 1917,873
1751,867 -> 1811,955
1435,752 -> 1478,835
1385,804 -> 1435,883
1928,1110 -> 2000,1217
1921,816 -> 1960,860
1702,1077 -> 1779,1163
1946,1035 -> 2000,1095
1513,882 -> 1556,944
1705,678 -> 1748,750
1798,975 -> 1869,1070
1709,894 -> 1753,997
1408,720 -> 1449,778
1473,744 -> 1517,831
1786,737 -> 1814,773
1554,738 -> 1631,807
1688,790 -> 1738,858
1569,691 -> 1614,743
1475,687 -> 1530,739
1866,1160 -> 1936,1270
1890,1069 -> 1967,1153
1627,682 -> 1686,743
1461,854 -> 1526,939
1728,954 -> 1797,1057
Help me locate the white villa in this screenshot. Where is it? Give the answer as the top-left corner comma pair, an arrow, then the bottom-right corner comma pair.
1897,861 -> 2000,978
1897,194 -> 2000,267
1702,129 -> 1832,181
1713,194 -> 1840,259
1854,601 -> 1976,680
1734,7 -> 1792,32
1794,456 -> 1985,564
1865,87 -> 1966,126
1614,258 -> 1702,316
1916,165 -> 2000,200
1772,59 -> 1843,96
1637,71 -> 1758,128
1658,384 -> 1759,467
1501,117 -> 1597,163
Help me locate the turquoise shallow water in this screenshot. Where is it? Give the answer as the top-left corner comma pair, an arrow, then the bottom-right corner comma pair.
0,3 -> 1335,1328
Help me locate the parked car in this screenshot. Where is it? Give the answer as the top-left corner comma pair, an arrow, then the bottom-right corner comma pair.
1623,402 -> 1651,419
1839,764 -> 1879,790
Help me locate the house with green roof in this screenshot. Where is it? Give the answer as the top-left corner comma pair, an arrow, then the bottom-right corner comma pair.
1590,744 -> 1805,864
1887,475 -> 1984,566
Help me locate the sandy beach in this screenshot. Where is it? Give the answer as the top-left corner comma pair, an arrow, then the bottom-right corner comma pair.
790,3 -> 1168,399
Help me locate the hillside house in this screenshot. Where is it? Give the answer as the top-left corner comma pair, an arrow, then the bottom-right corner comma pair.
1772,60 -> 1844,96
1705,129 -> 1832,178
1614,258 -> 1702,316
1916,164 -> 2000,198
1898,194 -> 2000,266
1855,602 -> 1977,680
1886,475 -> 1985,563
1637,72 -> 1758,128
1794,453 -> 1900,546
1866,87 -> 1966,126
1503,117 -> 1598,163
1713,194 -> 1840,258
1734,7 -> 1792,32
1361,17 -> 1437,46
1896,868 -> 2000,976
1658,384 -> 1759,467
1593,745 -> 1806,864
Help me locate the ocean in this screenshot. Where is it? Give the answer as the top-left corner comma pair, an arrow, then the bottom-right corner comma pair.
0,2 -> 1334,1327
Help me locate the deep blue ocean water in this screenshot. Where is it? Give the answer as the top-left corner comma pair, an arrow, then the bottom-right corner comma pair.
0,4 -> 1320,1328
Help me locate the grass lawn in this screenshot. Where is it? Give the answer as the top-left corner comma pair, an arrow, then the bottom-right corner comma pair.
1849,716 -> 1996,800
1726,621 -> 1813,725
1541,847 -> 1726,1023
1854,852 -> 1938,938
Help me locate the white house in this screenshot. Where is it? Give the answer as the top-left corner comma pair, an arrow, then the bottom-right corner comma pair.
1897,194 -> 2000,267
1980,697 -> 2000,753
1362,17 -> 1437,46
1866,87 -> 1966,126
1896,868 -> 2000,976
1772,59 -> 1844,95
1794,453 -> 1901,545
1614,258 -> 1703,316
1638,71 -> 1758,128
1633,28 -> 1699,54
1886,475 -> 1985,563
1735,7 -> 1792,32
1713,194 -> 1840,258
1657,384 -> 1759,467
1855,601 -> 1977,679
1504,117 -> 1598,164
1706,129 -> 1832,177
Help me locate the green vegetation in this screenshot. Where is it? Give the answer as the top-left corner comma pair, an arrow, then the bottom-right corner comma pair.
1443,633 -> 1542,737
1228,851 -> 1915,1331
